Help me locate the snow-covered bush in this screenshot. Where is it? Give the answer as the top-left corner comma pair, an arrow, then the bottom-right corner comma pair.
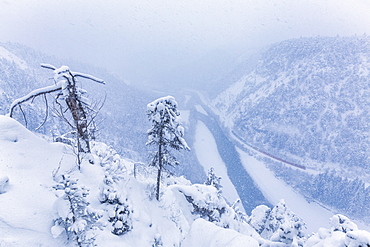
251,200 -> 306,246
178,184 -> 227,224
248,205 -> 271,234
205,167 -> 222,195
169,184 -> 257,236
152,233 -> 163,247
93,142 -> 133,236
99,174 -> 132,235
306,214 -> 370,247
52,175 -> 103,246
330,214 -> 358,233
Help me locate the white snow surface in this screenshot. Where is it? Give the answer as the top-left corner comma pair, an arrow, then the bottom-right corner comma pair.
193,120 -> 240,205
0,114 -> 369,246
194,104 -> 208,115
182,218 -> 259,247
0,115 -> 256,246
236,146 -> 333,233
0,115 -> 74,246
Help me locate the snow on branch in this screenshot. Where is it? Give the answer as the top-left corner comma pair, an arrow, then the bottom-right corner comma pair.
40,63 -> 57,70
73,72 -> 105,84
9,84 -> 62,117
41,63 -> 105,84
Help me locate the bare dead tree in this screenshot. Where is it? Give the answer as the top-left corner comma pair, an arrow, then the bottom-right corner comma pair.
9,64 -> 105,167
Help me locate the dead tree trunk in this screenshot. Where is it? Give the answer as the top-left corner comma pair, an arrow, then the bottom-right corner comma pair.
65,74 -> 90,154
9,64 -> 105,168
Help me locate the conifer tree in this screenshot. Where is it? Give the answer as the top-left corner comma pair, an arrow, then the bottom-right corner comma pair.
146,96 -> 190,200
99,174 -> 132,235
52,175 -> 103,246
205,167 -> 222,194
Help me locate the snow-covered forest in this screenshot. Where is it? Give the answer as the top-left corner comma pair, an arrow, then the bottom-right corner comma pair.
2,1 -> 370,246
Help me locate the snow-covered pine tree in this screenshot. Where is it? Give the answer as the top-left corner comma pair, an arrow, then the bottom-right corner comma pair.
248,205 -> 271,234
258,200 -> 306,246
146,96 -> 190,200
52,175 -> 103,247
99,174 -> 132,235
205,167 -> 222,194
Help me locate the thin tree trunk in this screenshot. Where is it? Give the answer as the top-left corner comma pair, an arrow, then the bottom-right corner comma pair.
156,142 -> 162,201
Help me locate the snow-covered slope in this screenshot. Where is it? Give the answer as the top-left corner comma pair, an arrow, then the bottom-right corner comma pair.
213,35 -> 370,224
0,116 -> 72,245
0,42 -> 205,184
214,35 -> 370,170
1,115 -> 369,246
1,63 -> 370,246
0,42 -> 148,160
0,116 -> 261,246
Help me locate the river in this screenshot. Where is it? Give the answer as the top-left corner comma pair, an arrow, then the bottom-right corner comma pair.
193,108 -> 271,213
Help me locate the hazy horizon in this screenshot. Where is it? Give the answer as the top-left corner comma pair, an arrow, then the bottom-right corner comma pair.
1,0 -> 370,91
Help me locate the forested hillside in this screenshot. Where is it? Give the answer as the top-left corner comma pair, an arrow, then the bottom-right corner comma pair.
213,35 -> 370,223
215,35 -> 370,170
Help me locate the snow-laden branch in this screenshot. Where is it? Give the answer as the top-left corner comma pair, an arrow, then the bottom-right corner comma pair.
73,72 -> 105,84
41,63 -> 105,84
9,83 -> 62,117
40,63 -> 57,70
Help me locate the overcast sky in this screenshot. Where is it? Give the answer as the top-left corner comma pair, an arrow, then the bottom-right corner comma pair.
1,0 -> 370,89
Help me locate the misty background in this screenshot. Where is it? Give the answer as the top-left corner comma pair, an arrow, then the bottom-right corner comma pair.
1,0 -> 370,94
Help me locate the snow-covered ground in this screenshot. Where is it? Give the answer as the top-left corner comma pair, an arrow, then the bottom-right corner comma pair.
0,116 -> 73,246
193,120 -> 240,205
1,103 -> 369,246
0,115 -> 259,246
236,147 -> 333,233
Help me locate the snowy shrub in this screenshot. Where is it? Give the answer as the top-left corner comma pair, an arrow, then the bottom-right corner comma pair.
99,174 -> 122,204
94,143 -> 133,236
248,205 -> 271,234
254,200 -> 306,246
205,167 -> 222,195
91,142 -> 127,178
170,183 -> 256,236
52,175 -> 103,246
107,203 -> 132,235
152,233 -> 163,247
179,184 -> 227,224
99,174 -> 132,235
306,214 -> 370,247
330,214 -> 358,233
231,198 -> 249,225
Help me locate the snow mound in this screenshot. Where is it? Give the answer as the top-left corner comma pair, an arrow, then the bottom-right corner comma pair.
183,218 -> 259,247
